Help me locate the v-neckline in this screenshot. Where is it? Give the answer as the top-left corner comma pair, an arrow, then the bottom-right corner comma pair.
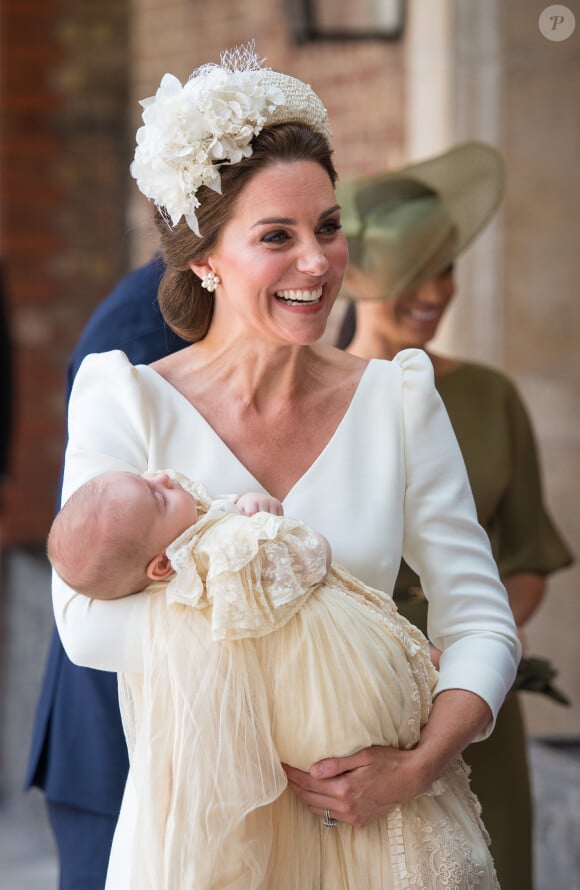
138,358 -> 378,503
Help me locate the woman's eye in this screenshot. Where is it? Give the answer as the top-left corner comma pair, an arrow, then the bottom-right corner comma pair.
260,230 -> 289,244
319,219 -> 342,235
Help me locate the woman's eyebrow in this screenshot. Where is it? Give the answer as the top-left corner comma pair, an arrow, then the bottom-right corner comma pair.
253,204 -> 341,228
253,216 -> 293,227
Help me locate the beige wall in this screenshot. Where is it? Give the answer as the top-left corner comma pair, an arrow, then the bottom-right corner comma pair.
409,0 -> 579,736
501,0 -> 579,736
128,0 -> 579,736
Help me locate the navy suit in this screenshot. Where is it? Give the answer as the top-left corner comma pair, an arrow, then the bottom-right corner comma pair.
25,256 -> 188,888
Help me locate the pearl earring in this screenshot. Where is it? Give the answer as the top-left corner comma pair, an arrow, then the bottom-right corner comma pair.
200,271 -> 221,292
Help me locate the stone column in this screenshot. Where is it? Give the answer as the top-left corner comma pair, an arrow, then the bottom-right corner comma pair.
405,0 -> 579,736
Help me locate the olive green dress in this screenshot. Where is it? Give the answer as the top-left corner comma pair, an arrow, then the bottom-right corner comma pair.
394,361 -> 573,890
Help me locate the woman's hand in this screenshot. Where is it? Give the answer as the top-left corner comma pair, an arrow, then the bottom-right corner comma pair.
283,745 -> 430,829
283,689 -> 492,828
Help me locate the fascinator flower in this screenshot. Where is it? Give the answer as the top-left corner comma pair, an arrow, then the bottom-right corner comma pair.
130,43 -> 330,236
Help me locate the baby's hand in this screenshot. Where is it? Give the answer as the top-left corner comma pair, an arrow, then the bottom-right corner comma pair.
236,492 -> 284,517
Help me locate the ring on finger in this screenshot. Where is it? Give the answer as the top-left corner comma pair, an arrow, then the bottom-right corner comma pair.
322,807 -> 337,828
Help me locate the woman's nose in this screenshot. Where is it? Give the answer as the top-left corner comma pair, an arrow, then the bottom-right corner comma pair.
416,273 -> 455,304
296,241 -> 329,276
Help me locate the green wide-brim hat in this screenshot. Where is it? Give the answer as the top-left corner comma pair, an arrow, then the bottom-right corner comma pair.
337,141 -> 504,300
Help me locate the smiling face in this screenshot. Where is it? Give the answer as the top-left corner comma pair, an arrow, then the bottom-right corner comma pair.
356,266 -> 456,354
191,160 -> 349,346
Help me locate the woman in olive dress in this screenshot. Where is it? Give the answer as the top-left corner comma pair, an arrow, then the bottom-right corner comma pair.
336,142 -> 574,890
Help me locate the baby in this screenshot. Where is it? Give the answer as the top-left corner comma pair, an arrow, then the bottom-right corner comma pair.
48,469 -> 331,601
48,469 -> 494,888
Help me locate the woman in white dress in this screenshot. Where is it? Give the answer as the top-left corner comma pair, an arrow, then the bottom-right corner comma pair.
53,44 -> 520,889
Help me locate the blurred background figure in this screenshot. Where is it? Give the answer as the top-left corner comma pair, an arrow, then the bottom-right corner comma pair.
24,255 -> 187,890
335,142 -> 574,890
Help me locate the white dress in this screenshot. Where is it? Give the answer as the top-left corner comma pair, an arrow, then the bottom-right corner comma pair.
53,348 -> 520,889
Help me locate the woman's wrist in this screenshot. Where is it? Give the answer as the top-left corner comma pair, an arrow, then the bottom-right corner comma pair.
413,689 -> 491,785
403,743 -> 444,798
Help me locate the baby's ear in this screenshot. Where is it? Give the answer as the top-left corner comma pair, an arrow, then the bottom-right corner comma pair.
146,552 -> 175,581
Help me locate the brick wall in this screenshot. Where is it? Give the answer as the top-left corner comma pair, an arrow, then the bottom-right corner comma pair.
0,0 -> 130,545
128,2 -> 407,264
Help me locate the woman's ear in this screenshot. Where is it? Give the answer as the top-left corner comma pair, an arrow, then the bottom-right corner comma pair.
188,260 -> 211,283
146,552 -> 175,581
188,261 -> 221,293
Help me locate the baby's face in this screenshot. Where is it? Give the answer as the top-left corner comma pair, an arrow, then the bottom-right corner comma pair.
119,472 -> 199,554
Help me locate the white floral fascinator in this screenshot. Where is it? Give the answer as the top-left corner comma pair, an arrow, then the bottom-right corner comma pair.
130,42 -> 332,236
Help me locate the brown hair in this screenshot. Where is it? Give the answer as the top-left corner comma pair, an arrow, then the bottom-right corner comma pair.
47,474 -> 152,600
154,123 -> 338,342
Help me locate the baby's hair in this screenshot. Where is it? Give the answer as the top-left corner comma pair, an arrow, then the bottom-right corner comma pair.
47,473 -> 152,599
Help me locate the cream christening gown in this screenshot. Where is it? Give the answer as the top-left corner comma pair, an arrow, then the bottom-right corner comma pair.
119,477 -> 498,889
53,348 -> 519,890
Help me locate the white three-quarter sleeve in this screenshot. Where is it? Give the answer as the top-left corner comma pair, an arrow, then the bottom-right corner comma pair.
52,351 -> 152,673
396,349 -> 521,737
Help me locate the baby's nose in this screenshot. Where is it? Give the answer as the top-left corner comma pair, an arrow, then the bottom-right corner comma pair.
144,470 -> 172,486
